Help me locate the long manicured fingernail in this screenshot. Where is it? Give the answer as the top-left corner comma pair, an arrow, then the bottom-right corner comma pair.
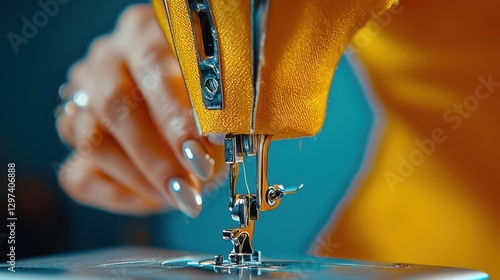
207,133 -> 225,145
167,178 -> 202,218
182,139 -> 214,180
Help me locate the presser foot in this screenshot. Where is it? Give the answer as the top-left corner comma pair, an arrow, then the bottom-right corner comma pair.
222,194 -> 259,265
222,134 -> 303,266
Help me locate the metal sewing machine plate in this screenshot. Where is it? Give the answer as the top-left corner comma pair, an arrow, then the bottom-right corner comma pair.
0,247 -> 489,279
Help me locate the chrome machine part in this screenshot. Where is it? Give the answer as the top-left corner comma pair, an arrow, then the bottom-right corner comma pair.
186,0 -> 223,110
223,134 -> 303,266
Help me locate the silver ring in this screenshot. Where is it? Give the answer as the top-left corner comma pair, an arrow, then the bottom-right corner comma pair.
72,89 -> 89,109
58,83 -> 89,109
54,83 -> 89,118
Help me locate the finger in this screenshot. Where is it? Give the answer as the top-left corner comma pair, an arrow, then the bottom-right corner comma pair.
55,101 -> 79,146
58,83 -> 82,101
72,110 -> 166,204
70,45 -> 203,218
207,133 -> 226,146
59,156 -> 164,216
115,5 -> 156,41
121,23 -> 216,181
56,59 -> 93,146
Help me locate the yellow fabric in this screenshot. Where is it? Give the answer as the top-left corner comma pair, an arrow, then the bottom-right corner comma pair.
152,0 -> 173,50
154,0 -> 254,134
255,0 -> 398,137
316,0 -> 500,278
154,0 -> 398,137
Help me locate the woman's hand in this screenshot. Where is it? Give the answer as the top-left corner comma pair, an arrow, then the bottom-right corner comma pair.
55,4 -> 225,217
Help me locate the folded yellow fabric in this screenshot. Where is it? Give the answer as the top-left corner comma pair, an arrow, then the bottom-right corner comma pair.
153,0 -> 398,138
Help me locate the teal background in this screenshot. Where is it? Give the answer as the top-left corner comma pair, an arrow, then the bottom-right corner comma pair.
161,56 -> 374,257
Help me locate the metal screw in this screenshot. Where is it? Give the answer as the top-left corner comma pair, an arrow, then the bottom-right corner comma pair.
266,188 -> 278,206
204,77 -> 218,99
214,254 -> 224,265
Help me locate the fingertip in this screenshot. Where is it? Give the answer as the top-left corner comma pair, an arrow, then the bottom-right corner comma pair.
166,177 -> 202,218
207,133 -> 225,146
181,139 -> 215,180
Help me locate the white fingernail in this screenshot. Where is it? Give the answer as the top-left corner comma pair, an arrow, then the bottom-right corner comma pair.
167,178 -> 202,218
182,139 -> 214,180
207,133 -> 225,145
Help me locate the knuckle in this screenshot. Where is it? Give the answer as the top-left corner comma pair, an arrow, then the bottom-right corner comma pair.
86,70 -> 132,121
129,45 -> 170,94
118,5 -> 153,33
88,35 -> 113,58
130,42 -> 166,68
68,60 -> 87,84
69,37 -> 114,84
91,82 -> 124,120
73,113 -> 103,146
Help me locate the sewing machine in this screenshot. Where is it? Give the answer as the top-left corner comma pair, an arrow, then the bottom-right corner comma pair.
156,0 -> 326,266
0,0 -> 489,279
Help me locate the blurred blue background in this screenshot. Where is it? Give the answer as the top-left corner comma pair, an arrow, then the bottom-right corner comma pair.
0,1 -> 373,260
